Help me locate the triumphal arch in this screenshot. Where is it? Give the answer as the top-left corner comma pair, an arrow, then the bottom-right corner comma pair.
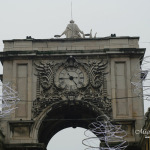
0,21 -> 146,150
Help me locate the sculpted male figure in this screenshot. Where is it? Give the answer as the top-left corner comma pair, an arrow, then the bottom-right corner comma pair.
60,20 -> 84,38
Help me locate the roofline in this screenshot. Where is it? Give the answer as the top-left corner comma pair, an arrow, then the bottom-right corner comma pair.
3,36 -> 140,43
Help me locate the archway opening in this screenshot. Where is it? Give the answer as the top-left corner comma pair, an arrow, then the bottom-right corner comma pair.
38,100 -> 102,148
46,127 -> 99,150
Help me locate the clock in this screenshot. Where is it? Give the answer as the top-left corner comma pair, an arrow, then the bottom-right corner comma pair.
55,66 -> 89,91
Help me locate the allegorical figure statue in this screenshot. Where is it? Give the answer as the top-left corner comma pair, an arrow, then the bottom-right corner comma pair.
60,20 -> 85,38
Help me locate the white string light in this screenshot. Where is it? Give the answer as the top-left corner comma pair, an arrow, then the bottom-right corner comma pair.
131,56 -> 150,101
82,115 -> 128,150
0,82 -> 20,118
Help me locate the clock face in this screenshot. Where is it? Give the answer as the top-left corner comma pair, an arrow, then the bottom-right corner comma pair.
55,66 -> 88,91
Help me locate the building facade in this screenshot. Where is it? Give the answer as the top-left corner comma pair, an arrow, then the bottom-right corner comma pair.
0,35 -> 145,149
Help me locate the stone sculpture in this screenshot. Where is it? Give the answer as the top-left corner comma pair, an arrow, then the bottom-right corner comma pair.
60,20 -> 84,38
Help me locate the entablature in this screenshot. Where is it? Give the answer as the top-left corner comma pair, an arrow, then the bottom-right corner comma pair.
3,37 -> 140,52
0,48 -> 145,62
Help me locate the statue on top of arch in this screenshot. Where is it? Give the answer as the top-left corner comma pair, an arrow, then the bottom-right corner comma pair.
60,20 -> 85,38
54,20 -> 97,39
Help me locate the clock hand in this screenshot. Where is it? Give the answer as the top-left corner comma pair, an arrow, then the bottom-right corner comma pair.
66,72 -> 75,81
66,72 -> 79,87
65,70 -> 78,78
59,77 -> 70,79
67,72 -> 71,77
65,71 -> 79,87
72,78 -> 79,88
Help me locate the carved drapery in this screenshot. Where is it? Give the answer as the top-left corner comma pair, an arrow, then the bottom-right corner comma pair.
32,57 -> 111,118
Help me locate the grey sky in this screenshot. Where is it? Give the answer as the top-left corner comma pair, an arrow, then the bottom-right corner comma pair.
0,0 -> 150,150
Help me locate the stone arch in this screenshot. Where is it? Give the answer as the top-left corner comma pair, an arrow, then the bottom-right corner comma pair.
32,100 -> 103,147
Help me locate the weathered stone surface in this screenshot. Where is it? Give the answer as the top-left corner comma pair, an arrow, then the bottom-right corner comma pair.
0,37 -> 146,150
0,130 -> 5,150
3,37 -> 139,51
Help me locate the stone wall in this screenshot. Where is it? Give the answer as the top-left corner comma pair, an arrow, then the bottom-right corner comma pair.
0,130 -> 5,150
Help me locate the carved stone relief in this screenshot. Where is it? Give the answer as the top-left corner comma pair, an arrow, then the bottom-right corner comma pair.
32,56 -> 112,118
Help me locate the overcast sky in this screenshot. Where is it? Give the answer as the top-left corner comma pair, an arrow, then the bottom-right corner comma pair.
0,0 -> 150,150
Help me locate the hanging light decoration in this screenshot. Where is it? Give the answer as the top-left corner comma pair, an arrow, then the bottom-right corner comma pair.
0,82 -> 20,118
131,56 -> 150,101
82,115 -> 128,150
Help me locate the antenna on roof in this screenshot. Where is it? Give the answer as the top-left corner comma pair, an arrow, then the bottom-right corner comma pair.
71,1 -> 73,20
